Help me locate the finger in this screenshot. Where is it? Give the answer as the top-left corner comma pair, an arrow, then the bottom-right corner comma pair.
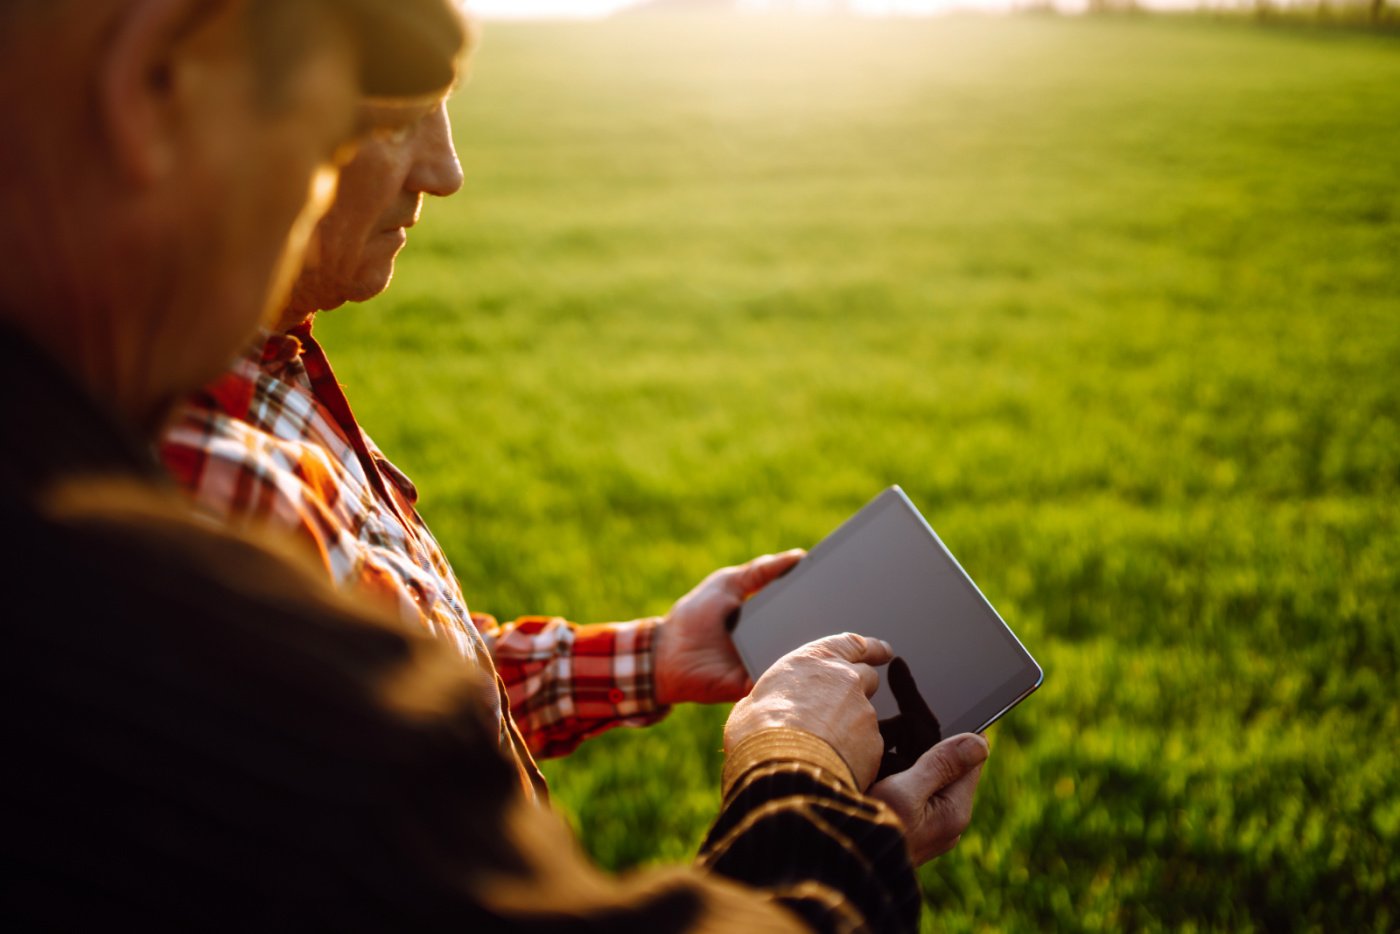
851,662 -> 881,698
732,549 -> 805,597
808,631 -> 894,666
903,733 -> 989,797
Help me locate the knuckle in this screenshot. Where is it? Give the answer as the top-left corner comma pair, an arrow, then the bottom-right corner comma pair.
711,566 -> 740,587
819,632 -> 860,658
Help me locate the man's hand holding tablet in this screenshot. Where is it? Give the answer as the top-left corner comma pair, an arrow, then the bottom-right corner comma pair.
724,632 -> 896,788
732,487 -> 1043,752
721,631 -> 992,866
647,536 -> 992,864
722,486 -> 1044,864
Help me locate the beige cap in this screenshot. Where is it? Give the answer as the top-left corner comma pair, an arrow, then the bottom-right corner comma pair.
333,0 -> 467,97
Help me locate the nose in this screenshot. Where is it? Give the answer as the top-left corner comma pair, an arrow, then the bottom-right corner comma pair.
405,101 -> 464,199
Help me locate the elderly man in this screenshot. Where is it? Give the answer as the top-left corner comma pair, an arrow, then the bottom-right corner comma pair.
3,1 -> 978,930
160,44 -> 991,857
162,87 -> 805,777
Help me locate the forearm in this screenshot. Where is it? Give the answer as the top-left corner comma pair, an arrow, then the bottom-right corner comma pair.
470,729 -> 917,933
699,729 -> 922,933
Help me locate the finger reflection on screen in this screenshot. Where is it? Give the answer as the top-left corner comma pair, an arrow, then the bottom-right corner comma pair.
876,656 -> 943,781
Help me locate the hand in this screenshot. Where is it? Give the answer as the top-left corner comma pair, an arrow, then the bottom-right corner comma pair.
654,549 -> 805,706
868,733 -> 989,866
723,632 -> 895,790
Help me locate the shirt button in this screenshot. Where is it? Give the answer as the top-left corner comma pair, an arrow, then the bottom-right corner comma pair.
607,688 -> 626,705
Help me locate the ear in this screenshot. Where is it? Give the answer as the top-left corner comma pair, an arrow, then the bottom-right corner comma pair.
97,0 -> 223,185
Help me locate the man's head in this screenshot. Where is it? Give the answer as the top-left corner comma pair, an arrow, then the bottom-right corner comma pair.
279,94 -> 467,328
0,0 -> 465,431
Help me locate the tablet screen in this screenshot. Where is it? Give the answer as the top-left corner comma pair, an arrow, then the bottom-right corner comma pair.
733,487 -> 1041,736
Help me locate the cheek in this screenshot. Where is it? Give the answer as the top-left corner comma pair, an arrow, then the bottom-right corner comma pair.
309,211 -> 371,279
325,147 -> 406,254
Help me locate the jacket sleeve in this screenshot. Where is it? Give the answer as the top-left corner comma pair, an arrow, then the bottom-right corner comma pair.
699,729 -> 922,932
452,728 -> 920,934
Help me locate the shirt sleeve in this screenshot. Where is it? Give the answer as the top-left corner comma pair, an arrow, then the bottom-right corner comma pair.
164,413 -> 671,758
473,612 -> 670,759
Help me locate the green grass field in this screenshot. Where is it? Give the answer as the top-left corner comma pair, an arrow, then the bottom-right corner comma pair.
315,15 -> 1400,931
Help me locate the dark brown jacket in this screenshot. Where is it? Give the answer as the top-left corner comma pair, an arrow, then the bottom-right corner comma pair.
0,325 -> 919,932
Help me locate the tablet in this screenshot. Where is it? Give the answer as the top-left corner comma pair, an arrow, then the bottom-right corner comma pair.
732,486 -> 1042,736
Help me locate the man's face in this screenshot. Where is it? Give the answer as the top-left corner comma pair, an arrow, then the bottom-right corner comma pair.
282,98 -> 464,325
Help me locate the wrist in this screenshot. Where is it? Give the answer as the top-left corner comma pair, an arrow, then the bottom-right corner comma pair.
651,616 -> 678,706
649,616 -> 677,705
723,695 -> 801,753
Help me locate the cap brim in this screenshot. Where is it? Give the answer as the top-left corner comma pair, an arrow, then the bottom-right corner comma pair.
335,0 -> 467,98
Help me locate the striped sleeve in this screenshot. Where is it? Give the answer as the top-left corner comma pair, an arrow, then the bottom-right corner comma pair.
700,729 -> 921,933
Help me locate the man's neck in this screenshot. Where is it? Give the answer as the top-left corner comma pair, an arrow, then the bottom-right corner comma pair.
0,300 -> 175,437
0,319 -> 161,494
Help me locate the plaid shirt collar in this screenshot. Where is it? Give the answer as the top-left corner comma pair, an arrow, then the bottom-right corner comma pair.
206,321 -> 420,515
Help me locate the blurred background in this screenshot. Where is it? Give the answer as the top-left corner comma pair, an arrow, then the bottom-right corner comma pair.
317,3 -> 1398,930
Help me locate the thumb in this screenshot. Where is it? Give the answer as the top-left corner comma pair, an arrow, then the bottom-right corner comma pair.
732,548 -> 805,597
808,631 -> 895,666
902,733 -> 989,796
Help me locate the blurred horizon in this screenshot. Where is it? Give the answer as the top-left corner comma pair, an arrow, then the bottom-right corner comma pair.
467,0 -> 1332,19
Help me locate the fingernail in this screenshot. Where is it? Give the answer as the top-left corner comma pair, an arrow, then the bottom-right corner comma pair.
879,639 -> 893,654
959,734 -> 990,761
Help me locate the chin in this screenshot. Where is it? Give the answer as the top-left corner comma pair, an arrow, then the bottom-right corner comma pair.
345,268 -> 396,305
341,240 -> 400,303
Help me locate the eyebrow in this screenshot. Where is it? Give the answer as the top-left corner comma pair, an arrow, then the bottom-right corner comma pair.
358,99 -> 436,130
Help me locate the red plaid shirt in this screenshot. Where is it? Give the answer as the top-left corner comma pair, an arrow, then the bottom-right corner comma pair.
161,322 -> 668,765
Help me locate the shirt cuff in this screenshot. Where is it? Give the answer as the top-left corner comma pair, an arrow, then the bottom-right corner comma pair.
721,728 -> 859,799
568,616 -> 667,720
